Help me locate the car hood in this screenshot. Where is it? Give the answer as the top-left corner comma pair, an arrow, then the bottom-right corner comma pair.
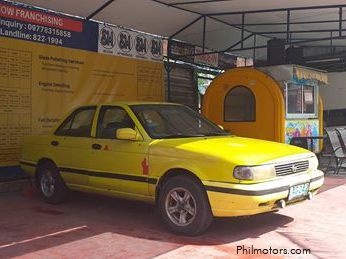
150,136 -> 313,165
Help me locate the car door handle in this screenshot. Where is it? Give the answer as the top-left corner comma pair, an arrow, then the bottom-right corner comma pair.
92,143 -> 102,150
51,141 -> 59,146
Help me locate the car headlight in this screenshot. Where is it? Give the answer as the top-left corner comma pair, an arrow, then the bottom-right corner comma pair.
233,165 -> 276,180
309,155 -> 319,171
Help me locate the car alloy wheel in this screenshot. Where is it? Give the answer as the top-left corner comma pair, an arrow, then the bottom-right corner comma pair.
40,170 -> 56,198
165,187 -> 197,226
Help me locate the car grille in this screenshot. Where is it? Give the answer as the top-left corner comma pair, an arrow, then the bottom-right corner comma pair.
275,160 -> 309,176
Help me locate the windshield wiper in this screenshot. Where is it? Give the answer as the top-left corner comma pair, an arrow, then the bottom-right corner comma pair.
162,134 -> 206,139
203,132 -> 230,136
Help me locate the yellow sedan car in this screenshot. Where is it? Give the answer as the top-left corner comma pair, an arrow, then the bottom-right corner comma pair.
20,102 -> 324,236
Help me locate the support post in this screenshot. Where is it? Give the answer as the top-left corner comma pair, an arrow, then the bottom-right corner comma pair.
165,40 -> 174,102
166,65 -> 171,102
287,10 -> 291,43
339,7 -> 343,37
330,31 -> 333,54
253,34 -> 257,63
241,13 -> 245,48
202,16 -> 206,53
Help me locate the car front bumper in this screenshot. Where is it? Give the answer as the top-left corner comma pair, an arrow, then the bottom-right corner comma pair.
203,170 -> 324,217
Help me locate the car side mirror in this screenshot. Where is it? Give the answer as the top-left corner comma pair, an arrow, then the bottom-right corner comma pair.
116,128 -> 138,141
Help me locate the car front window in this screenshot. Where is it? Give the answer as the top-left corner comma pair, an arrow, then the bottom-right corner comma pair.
97,106 -> 135,139
131,104 -> 230,139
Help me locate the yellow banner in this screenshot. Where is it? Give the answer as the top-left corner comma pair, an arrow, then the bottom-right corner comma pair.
0,37 -> 164,166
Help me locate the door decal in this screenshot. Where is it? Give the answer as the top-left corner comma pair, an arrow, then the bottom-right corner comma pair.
141,158 -> 149,175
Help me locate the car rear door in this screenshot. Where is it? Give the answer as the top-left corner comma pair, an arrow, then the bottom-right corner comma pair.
52,106 -> 97,186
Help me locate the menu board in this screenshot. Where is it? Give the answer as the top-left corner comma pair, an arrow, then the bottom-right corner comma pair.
0,48 -> 32,164
0,0 -> 164,167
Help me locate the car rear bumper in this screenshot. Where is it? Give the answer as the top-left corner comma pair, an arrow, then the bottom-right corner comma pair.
203,170 -> 324,217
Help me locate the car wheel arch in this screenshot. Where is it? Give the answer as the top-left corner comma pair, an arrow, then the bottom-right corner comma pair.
155,168 -> 208,206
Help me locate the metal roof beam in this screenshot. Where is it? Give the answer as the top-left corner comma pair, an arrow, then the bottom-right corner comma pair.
224,33 -> 254,52
206,16 -> 273,39
168,0 -> 234,6
222,35 -> 346,52
169,15 -> 204,39
222,19 -> 346,26
206,4 -> 346,16
168,35 -> 346,60
152,0 -> 272,40
252,29 -> 346,35
86,0 -> 115,20
151,0 -> 201,15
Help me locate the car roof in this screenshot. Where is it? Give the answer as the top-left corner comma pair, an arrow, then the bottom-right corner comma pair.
82,101 -> 182,107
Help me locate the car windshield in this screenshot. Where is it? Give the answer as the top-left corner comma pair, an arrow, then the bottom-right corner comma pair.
130,104 -> 230,139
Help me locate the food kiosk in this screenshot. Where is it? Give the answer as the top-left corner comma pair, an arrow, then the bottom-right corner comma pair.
202,65 -> 327,152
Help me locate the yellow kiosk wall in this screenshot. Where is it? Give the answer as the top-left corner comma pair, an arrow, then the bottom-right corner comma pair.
203,67 -> 324,148
202,68 -> 285,143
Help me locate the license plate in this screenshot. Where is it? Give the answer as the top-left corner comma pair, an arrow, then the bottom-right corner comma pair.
288,183 -> 309,201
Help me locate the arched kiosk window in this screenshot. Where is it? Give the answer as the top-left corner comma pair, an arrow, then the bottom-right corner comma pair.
224,86 -> 256,122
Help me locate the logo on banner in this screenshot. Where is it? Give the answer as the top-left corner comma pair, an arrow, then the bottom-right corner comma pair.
135,34 -> 147,56
194,46 -> 218,67
150,38 -> 162,57
100,26 -> 115,49
97,24 -> 162,61
118,31 -> 132,53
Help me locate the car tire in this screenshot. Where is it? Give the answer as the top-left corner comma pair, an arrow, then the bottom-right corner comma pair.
158,175 -> 213,236
37,162 -> 69,204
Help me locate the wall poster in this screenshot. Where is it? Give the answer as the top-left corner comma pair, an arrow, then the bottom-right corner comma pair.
0,0 -> 164,167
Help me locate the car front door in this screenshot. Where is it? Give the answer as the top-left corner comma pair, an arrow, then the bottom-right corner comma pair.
52,106 -> 96,186
88,105 -> 150,197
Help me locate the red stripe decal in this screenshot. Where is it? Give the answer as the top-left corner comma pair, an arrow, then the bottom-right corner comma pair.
141,158 -> 149,175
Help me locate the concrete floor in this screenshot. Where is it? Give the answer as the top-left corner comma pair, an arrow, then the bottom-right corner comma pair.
0,176 -> 345,259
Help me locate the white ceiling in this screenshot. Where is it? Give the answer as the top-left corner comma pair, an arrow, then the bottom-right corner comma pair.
14,0 -> 346,59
